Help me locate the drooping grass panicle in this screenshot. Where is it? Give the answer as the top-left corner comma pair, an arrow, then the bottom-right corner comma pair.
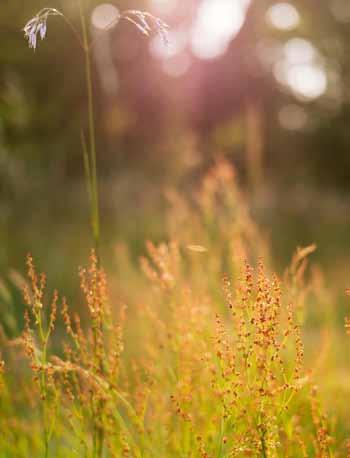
24,7 -> 169,52
23,8 -> 62,50
89,9 -> 170,50
121,10 -> 169,45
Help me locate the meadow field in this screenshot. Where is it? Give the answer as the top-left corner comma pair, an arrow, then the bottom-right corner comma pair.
1,157 -> 349,457
1,1 -> 350,457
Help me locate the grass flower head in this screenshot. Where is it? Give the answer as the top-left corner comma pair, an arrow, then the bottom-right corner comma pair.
122,10 -> 169,45
23,8 -> 62,50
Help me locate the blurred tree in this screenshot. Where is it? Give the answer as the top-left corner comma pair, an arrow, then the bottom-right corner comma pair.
1,0 -> 350,277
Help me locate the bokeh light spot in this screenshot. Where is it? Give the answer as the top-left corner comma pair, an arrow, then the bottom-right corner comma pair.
283,38 -> 317,65
266,2 -> 300,31
278,104 -> 308,130
286,65 -> 327,100
91,4 -> 120,30
274,38 -> 327,100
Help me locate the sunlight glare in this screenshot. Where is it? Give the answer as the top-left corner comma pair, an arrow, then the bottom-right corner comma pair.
191,0 -> 251,60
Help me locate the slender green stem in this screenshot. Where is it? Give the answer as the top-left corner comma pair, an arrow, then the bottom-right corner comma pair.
81,131 -> 93,215
59,13 -> 85,49
78,5 -> 103,455
36,310 -> 50,458
78,0 -> 101,258
216,416 -> 225,458
260,427 -> 267,458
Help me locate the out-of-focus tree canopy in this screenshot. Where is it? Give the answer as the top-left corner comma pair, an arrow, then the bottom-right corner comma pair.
2,0 -> 350,186
1,0 -> 350,280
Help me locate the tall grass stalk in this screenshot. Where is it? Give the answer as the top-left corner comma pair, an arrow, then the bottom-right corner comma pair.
78,0 -> 100,257
78,5 -> 104,450
23,5 -> 168,456
23,3 -> 168,259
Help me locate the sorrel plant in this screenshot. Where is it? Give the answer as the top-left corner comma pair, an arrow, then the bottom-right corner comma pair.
22,4 -> 167,456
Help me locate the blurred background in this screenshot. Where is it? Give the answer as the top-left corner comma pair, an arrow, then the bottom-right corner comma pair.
1,0 -> 350,295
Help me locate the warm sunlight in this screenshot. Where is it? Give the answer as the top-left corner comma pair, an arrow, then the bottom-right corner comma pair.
4,1 -> 350,456
191,0 -> 251,59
